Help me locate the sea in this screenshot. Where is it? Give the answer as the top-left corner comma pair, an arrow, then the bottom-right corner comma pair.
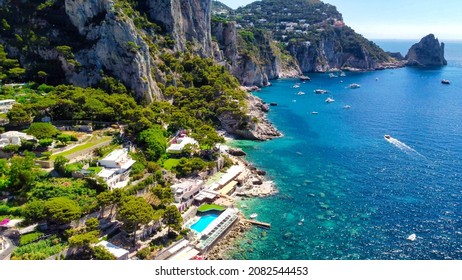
227,40 -> 462,260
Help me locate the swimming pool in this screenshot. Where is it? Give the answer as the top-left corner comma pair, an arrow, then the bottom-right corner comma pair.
190,213 -> 219,233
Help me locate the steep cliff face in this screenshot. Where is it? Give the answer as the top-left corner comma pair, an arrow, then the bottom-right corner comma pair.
146,0 -> 213,57
287,29 -> 395,72
65,0 -> 161,102
212,21 -> 300,87
405,34 -> 447,67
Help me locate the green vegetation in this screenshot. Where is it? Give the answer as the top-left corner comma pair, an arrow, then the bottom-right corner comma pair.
11,235 -> 66,260
20,232 -> 44,246
44,197 -> 82,225
118,196 -> 156,241
50,136 -> 112,161
162,205 -> 183,233
197,204 -> 226,213
26,122 -> 60,139
163,158 -> 180,170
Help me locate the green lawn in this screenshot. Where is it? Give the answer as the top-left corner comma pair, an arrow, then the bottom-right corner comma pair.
197,204 -> 226,213
50,136 -> 112,161
163,158 -> 180,170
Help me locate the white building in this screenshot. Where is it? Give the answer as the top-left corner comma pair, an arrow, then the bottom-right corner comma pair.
0,131 -> 36,148
166,133 -> 198,154
97,148 -> 135,190
96,241 -> 129,260
0,99 -> 16,114
170,179 -> 204,211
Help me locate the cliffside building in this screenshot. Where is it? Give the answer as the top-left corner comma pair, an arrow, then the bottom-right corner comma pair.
97,148 -> 135,190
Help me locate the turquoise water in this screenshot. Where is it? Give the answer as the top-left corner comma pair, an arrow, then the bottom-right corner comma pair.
228,41 -> 462,260
190,213 -> 219,233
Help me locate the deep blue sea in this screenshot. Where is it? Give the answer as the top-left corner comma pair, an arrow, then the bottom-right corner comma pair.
228,40 -> 462,260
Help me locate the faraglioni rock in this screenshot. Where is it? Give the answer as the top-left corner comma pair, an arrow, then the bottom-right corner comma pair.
405,34 -> 447,67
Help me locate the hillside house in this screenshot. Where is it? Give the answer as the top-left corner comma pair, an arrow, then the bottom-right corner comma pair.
97,148 -> 135,190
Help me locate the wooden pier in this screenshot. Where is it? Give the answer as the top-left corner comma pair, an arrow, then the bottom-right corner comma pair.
244,219 -> 271,228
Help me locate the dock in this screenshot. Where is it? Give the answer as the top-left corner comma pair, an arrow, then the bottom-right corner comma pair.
244,219 -> 271,229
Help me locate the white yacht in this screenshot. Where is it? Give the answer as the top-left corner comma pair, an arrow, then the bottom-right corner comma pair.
348,83 -> 361,89
325,97 -> 335,103
314,89 -> 328,94
297,91 -> 305,95
250,213 -> 258,219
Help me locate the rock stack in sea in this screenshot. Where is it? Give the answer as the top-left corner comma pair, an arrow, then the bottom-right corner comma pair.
405,34 -> 447,67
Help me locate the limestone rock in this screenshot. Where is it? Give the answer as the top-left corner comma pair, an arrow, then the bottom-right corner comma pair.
146,0 -> 213,57
405,34 -> 447,67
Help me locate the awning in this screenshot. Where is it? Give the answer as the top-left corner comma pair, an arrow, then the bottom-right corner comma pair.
219,180 -> 238,196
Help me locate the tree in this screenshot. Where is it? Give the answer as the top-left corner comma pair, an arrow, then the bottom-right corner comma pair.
85,218 -> 99,232
1,144 -> 20,154
44,197 -> 82,225
23,200 -> 46,222
39,138 -> 54,148
26,122 -> 60,139
57,133 -> 72,145
92,245 -> 116,260
117,196 -> 154,243
151,186 -> 173,207
68,230 -> 99,256
7,104 -> 32,126
54,155 -> 69,176
137,127 -> 167,161
8,153 -> 38,193
162,205 -> 183,233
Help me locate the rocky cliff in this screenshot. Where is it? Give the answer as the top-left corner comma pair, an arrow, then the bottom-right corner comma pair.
212,20 -> 300,87
405,34 -> 447,67
146,0 -> 213,57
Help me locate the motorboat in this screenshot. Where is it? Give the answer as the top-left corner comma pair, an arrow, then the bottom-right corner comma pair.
343,105 -> 351,109
384,134 -> 391,140
250,213 -> 258,219
314,89 -> 328,94
300,75 -> 311,81
298,218 -> 305,226
340,72 -> 346,77
297,91 -> 305,95
325,97 -> 335,103
293,83 -> 301,88
407,233 -> 416,241
329,73 -> 338,78
348,83 -> 361,89
441,79 -> 451,85
311,111 -> 319,115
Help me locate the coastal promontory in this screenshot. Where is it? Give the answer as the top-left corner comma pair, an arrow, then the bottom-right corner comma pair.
405,34 -> 447,67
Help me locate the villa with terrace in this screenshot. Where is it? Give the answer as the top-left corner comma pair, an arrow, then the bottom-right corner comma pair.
0,131 -> 36,149
170,179 -> 205,211
97,148 -> 136,190
166,130 -> 198,154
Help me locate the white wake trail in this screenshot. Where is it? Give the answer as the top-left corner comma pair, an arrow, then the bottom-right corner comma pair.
385,137 -> 426,159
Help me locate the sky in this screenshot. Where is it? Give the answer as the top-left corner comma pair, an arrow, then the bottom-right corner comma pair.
218,0 -> 462,40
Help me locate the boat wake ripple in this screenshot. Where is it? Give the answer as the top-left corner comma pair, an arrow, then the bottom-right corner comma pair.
385,137 -> 426,159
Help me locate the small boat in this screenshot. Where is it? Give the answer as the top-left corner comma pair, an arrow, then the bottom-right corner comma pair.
348,83 -> 361,89
298,218 -> 305,226
300,75 -> 311,81
376,77 -> 379,81
270,102 -> 278,106
297,91 -> 305,95
250,213 -> 258,219
311,111 -> 319,115
407,233 -> 417,241
329,73 -> 338,78
293,83 -> 301,88
441,79 -> 451,85
384,134 -> 391,140
325,97 -> 335,103
314,89 -> 328,94
340,72 -> 346,77
343,105 -> 351,109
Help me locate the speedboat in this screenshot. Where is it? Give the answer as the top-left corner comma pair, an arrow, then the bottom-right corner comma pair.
407,233 -> 416,241
297,91 -> 305,95
340,72 -> 346,77
384,134 -> 391,140
314,89 -> 328,94
311,111 -> 319,115
348,83 -> 361,89
298,218 -> 305,226
293,83 -> 301,88
325,97 -> 335,103
250,213 -> 258,219
441,79 -> 451,85
343,105 -> 351,109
